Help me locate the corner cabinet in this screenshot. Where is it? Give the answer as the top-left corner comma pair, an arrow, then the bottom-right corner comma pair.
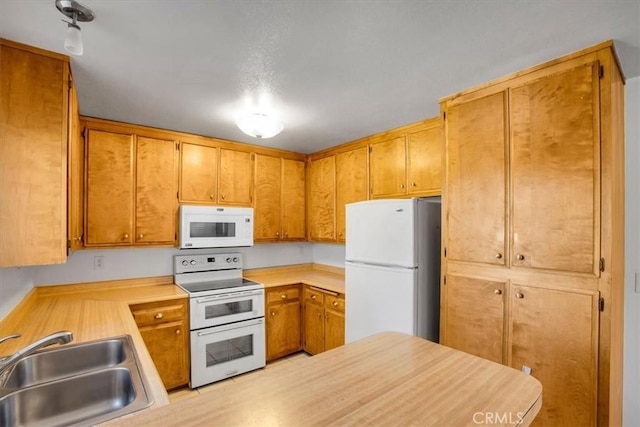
307,156 -> 336,241
302,285 -> 345,354
254,155 -> 306,242
336,147 -> 368,242
84,125 -> 177,247
440,42 -> 624,426
130,298 -> 189,390
0,39 -> 74,267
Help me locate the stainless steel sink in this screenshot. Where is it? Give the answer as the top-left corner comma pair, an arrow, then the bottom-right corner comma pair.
2,338 -> 127,388
0,335 -> 153,427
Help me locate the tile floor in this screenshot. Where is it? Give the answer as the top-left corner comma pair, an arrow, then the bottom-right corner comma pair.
168,352 -> 311,403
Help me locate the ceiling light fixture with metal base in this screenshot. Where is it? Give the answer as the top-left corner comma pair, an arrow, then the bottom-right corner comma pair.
55,0 -> 95,56
236,112 -> 284,139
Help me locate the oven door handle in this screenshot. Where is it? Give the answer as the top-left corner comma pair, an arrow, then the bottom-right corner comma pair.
196,318 -> 264,336
195,290 -> 262,304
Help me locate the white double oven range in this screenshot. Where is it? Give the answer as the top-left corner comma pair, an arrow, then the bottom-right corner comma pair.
174,252 -> 265,388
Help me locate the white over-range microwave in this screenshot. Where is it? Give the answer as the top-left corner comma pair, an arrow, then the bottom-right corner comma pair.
179,205 -> 254,249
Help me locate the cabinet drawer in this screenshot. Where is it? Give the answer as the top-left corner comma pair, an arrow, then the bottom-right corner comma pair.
305,287 -> 325,305
267,286 -> 301,304
131,303 -> 184,326
325,295 -> 345,312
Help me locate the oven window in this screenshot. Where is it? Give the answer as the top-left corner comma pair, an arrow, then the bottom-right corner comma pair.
206,335 -> 254,367
205,300 -> 253,319
190,222 -> 236,238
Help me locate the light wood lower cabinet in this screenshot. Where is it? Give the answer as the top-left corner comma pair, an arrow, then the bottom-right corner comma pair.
302,285 -> 345,355
130,298 -> 189,390
265,285 -> 302,361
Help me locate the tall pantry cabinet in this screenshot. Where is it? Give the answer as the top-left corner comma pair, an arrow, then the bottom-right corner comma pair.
440,41 -> 624,426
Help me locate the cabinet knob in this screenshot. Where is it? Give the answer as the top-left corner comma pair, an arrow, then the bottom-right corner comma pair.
210,194 -> 214,199
281,294 -> 287,299
311,294 -> 317,300
221,194 -> 226,200
284,232 -> 288,238
516,254 -> 525,261
400,184 -> 405,189
154,313 -> 164,319
411,182 -> 417,187
317,313 -> 322,319
271,311 -> 276,316
138,234 -> 144,239
495,253 -> 503,259
276,232 -> 280,237
175,329 -> 181,335
515,292 -> 524,299
123,233 -> 129,239
494,289 -> 502,295
332,301 -> 338,306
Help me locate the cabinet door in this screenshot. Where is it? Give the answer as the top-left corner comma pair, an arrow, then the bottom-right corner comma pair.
408,124 -> 441,195
281,159 -> 306,240
0,44 -> 68,267
307,156 -> 335,241
254,154 -> 282,241
324,308 -> 345,351
446,92 -> 507,265
510,62 -> 600,275
67,80 -> 84,250
267,300 -> 301,361
138,320 -> 189,390
510,285 -> 598,426
336,147 -> 368,242
442,275 -> 504,363
85,130 -> 134,246
219,148 -> 253,206
179,142 -> 218,203
303,302 -> 325,355
370,135 -> 406,198
135,137 -> 176,244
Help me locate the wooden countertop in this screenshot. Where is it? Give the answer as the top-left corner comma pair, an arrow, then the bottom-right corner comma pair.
0,275 -> 187,407
244,263 -> 345,294
106,332 -> 542,427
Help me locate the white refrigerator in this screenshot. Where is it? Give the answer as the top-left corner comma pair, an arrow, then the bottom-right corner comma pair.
345,197 -> 441,343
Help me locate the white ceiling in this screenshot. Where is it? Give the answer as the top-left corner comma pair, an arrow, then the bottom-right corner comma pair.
1,1 -> 639,154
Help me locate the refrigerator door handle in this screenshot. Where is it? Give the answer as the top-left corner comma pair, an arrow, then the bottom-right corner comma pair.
345,260 -> 417,271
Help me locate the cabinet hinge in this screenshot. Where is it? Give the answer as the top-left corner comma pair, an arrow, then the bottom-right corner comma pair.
68,77 -> 73,89
175,233 -> 177,241
176,142 -> 180,150
176,191 -> 179,199
599,65 -> 604,79
81,128 -> 86,139
443,276 -> 447,285
599,258 -> 605,272
444,247 -> 447,257
599,297 -> 605,312
443,111 -> 446,120
369,146 -> 372,153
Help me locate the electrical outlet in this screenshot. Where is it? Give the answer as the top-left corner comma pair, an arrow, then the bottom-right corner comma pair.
93,256 -> 104,270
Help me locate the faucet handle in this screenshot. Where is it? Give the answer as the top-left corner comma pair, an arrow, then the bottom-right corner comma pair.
0,334 -> 21,346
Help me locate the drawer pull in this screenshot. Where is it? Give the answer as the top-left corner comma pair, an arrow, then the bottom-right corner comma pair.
332,301 -> 339,306
154,313 -> 164,319
495,253 -> 503,259
515,292 -> 524,299
311,295 -> 317,300
123,233 -> 129,239
175,329 -> 181,335
494,289 -> 502,295
516,254 -> 525,261
210,194 -> 214,199
281,294 -> 287,299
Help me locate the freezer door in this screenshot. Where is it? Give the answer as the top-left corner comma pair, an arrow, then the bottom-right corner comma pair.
345,261 -> 417,343
345,199 -> 416,267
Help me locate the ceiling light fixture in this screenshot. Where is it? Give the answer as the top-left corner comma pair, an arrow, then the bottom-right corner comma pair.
236,112 -> 284,139
55,0 -> 95,56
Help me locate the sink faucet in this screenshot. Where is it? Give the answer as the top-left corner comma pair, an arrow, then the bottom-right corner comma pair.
0,331 -> 73,384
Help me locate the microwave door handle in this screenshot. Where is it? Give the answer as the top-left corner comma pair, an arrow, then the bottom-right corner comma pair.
196,319 -> 263,336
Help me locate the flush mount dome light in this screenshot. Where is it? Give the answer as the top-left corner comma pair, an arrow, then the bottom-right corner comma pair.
55,0 -> 96,56
235,112 -> 284,139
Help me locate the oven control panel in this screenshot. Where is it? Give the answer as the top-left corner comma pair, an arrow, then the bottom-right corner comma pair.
174,252 -> 243,274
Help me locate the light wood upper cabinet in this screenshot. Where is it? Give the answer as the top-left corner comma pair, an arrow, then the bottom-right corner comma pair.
135,137 -> 177,244
68,75 -> 84,251
281,159 -> 306,240
510,62 -> 600,275
509,285 -> 598,426
254,154 -> 282,240
0,40 -> 70,267
442,275 -> 505,364
219,148 -> 253,206
85,129 -> 176,247
85,130 -> 134,246
179,142 -> 218,203
370,135 -> 406,198
446,92 -> 507,266
336,147 -> 368,242
307,156 -> 336,241
407,124 -> 441,195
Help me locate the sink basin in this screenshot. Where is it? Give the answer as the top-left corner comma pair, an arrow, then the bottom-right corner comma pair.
0,335 -> 153,427
3,338 -> 127,388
